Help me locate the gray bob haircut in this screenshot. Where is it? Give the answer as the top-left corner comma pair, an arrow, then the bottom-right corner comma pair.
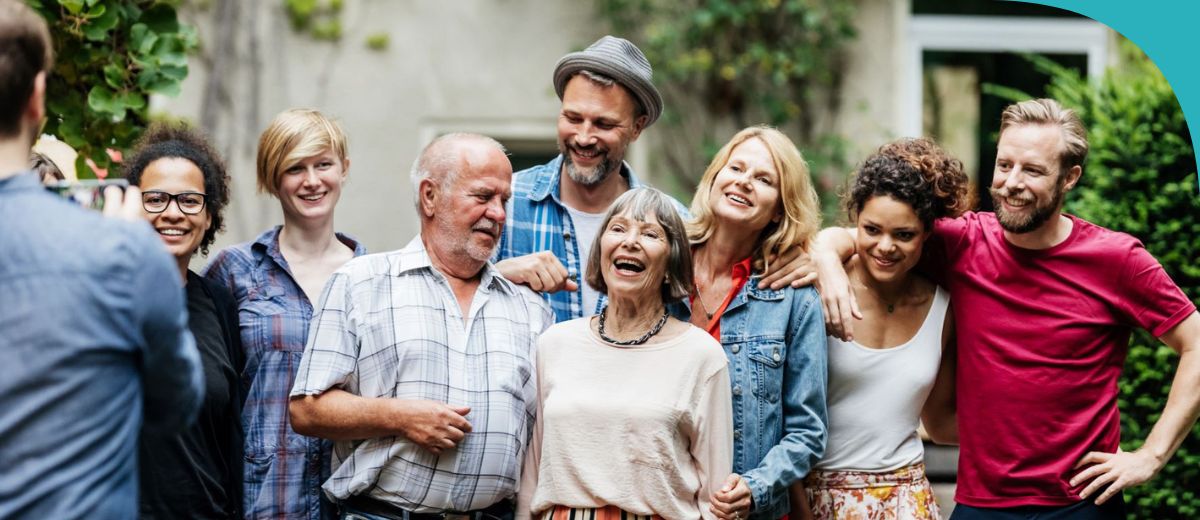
585,187 -> 693,302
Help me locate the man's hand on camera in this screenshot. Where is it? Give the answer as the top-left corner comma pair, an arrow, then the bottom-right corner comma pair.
103,185 -> 143,222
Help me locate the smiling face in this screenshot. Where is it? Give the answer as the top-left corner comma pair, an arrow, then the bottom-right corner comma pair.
557,74 -> 646,187
598,211 -> 670,303
855,195 -> 927,284
989,123 -> 1078,234
707,137 -> 782,233
276,149 -> 347,223
139,157 -> 211,262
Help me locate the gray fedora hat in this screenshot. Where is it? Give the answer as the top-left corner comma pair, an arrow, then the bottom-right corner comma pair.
553,35 -> 663,127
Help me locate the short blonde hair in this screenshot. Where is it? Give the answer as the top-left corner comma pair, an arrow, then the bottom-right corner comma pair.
687,126 -> 821,273
999,98 -> 1088,173
256,108 -> 348,196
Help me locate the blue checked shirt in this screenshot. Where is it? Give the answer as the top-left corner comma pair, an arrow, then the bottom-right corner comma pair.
203,226 -> 366,520
291,236 -> 552,513
496,155 -> 689,322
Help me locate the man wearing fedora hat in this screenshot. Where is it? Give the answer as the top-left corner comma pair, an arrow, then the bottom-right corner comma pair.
496,35 -> 818,323
495,35 -> 683,323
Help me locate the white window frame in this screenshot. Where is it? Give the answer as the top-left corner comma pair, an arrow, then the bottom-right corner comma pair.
899,15 -> 1110,137
417,117 -> 557,153
416,117 -> 648,174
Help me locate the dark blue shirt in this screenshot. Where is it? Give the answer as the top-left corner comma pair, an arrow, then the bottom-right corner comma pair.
0,172 -> 203,519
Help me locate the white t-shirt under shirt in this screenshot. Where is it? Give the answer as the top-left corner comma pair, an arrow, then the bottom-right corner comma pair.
815,286 -> 949,472
564,205 -> 606,316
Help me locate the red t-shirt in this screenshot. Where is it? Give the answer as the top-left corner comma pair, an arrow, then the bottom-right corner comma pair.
924,212 -> 1195,508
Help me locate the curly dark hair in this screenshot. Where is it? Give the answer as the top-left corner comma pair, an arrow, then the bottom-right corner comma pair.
845,137 -> 971,230
123,122 -> 231,256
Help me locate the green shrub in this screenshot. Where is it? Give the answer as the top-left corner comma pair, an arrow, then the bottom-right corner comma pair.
1033,49 -> 1199,519
30,0 -> 197,177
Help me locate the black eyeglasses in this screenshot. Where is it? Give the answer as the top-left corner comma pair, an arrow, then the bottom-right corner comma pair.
142,190 -> 207,215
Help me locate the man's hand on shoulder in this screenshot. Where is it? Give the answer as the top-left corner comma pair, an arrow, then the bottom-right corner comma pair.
394,399 -> 474,454
812,227 -> 862,341
496,252 -> 579,293
1071,448 -> 1164,505
759,247 -> 818,290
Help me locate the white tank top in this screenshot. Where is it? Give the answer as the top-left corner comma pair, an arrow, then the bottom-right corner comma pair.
814,286 -> 949,472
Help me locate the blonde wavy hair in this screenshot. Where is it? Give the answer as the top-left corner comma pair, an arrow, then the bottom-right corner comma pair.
687,126 -> 821,273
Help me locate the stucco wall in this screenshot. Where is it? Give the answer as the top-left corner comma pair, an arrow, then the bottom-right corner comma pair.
166,1 -> 626,256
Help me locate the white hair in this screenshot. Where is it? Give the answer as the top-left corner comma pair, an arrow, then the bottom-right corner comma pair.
409,132 -> 507,211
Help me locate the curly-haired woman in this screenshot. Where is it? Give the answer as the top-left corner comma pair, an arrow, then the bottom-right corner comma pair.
125,121 -> 244,519
803,138 -> 970,520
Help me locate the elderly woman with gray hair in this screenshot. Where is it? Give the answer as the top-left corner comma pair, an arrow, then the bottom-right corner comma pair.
517,187 -> 734,520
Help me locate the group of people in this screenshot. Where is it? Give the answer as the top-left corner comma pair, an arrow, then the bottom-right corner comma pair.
3,2 -> 1199,520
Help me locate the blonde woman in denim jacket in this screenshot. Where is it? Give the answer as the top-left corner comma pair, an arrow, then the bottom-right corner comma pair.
677,126 -> 828,520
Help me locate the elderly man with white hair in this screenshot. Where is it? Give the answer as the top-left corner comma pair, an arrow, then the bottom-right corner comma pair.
289,133 -> 552,520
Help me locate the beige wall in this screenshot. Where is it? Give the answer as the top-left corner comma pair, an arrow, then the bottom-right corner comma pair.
167,1 -> 622,256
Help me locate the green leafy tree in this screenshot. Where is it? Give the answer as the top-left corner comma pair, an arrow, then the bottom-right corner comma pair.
997,48 -> 1199,518
30,0 -> 197,177
597,0 -> 856,208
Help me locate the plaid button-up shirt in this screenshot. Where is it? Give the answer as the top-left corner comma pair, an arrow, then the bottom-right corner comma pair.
496,155 -> 689,323
291,236 -> 552,513
203,226 -> 367,520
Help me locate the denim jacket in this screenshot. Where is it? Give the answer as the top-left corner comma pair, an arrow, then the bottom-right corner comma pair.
672,279 -> 828,520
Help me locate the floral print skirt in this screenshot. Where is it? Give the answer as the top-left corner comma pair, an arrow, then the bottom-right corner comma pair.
804,462 -> 941,520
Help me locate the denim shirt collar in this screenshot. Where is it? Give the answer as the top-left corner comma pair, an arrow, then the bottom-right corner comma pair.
671,274 -> 787,320
250,224 -> 367,273
526,154 -> 645,204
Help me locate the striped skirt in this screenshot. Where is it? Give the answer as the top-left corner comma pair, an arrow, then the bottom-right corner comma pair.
543,505 -> 663,520
804,462 -> 941,520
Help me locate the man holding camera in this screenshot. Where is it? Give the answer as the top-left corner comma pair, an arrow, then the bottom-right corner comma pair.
0,2 -> 203,517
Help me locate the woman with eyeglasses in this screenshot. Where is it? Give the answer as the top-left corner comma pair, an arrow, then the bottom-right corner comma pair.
203,108 -> 366,519
124,122 -> 244,519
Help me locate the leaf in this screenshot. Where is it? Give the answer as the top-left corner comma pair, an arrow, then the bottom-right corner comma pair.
140,4 -> 180,34
118,92 -> 146,111
152,38 -> 189,67
365,33 -> 389,51
87,85 -> 126,120
61,0 -> 85,15
129,23 -> 151,53
102,63 -> 125,89
178,24 -> 199,49
157,65 -> 188,81
144,78 -> 182,97
981,83 -> 1032,103
136,30 -> 159,56
83,5 -> 120,41
83,4 -> 104,19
